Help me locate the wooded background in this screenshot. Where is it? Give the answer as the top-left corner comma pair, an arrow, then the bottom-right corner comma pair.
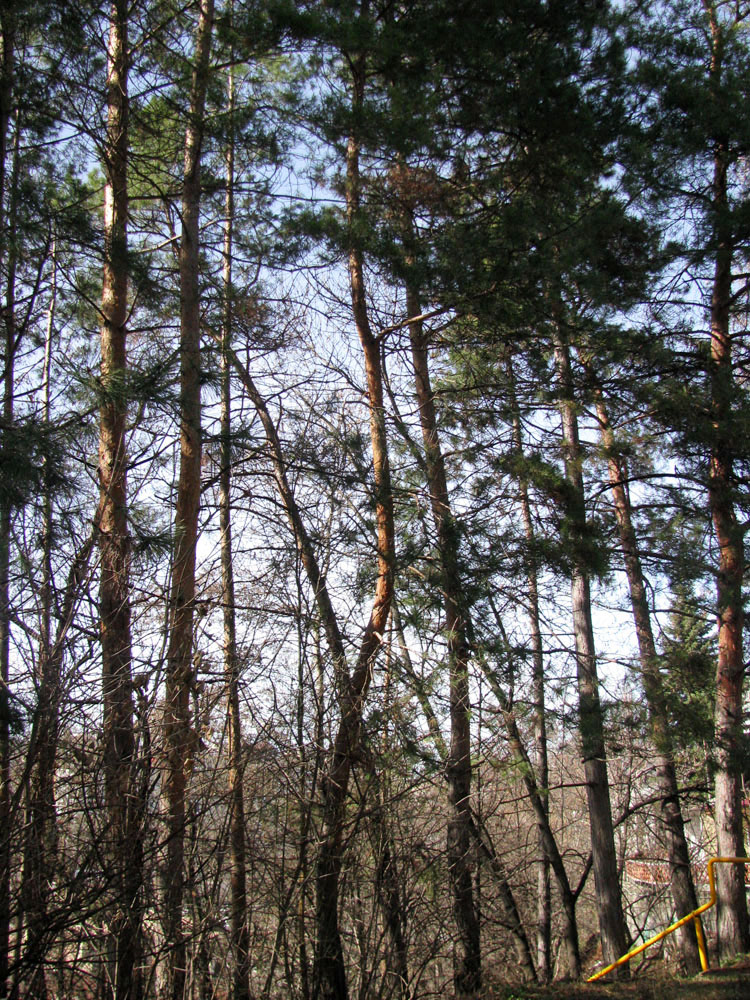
1,0 -> 749,998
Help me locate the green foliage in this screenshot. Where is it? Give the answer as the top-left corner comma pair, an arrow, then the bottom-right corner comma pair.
130,96 -> 183,202
0,420 -> 69,512
660,585 -> 717,752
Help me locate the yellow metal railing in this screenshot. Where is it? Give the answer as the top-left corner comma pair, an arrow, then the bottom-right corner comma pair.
587,856 -> 750,982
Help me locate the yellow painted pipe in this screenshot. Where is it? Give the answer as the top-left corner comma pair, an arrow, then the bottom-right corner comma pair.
586,856 -> 750,982
693,914 -> 708,973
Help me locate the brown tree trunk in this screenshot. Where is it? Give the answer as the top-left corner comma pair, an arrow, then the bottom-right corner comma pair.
0,88 -> 17,1000
363,748 -> 409,1000
477,649 -> 581,978
585,366 -> 701,974
258,608 -> 317,1000
0,1 -> 14,282
554,334 -> 629,973
222,75 -> 394,997
391,604 -> 538,979
19,528 -> 96,997
17,243 -> 57,1000
98,5 -> 142,996
312,51 -> 396,1000
219,62 -> 251,1000
406,287 -> 481,995
162,2 -> 214,996
366,646 -> 409,999
506,359 -> 555,981
702,0 -> 750,960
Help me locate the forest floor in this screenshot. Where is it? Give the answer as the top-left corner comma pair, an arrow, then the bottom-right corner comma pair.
492,960 -> 750,1000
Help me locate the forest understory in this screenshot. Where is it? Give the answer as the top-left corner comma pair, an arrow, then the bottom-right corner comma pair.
494,962 -> 750,1000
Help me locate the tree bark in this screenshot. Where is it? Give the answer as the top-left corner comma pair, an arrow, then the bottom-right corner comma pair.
392,604 -> 538,979
507,359 -> 554,980
18,239 -> 57,1000
554,334 -> 629,972
19,528 -> 96,998
312,73 -> 396,1000
477,651 -> 581,979
585,364 -> 701,974
98,5 -> 142,996
406,287 -> 481,996
702,0 -> 750,960
363,743 -> 410,1000
219,59 -> 251,1000
0,92 -> 17,1000
162,2 -> 214,996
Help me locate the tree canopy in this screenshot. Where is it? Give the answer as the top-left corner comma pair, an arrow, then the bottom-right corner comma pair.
1,1 -> 749,998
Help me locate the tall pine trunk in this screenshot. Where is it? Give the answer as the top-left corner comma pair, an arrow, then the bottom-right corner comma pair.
312,51 -> 396,1000
703,0 -> 749,959
162,2 -> 214,995
219,62 -> 251,1000
587,369 -> 701,974
506,359 -> 555,980
98,5 -> 142,996
554,334 -> 629,972
0,100 -> 17,1000
406,287 -> 481,996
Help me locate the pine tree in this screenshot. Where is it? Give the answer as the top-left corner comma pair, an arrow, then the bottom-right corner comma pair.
162,2 -> 215,995
97,1 -> 144,995
627,0 -> 750,955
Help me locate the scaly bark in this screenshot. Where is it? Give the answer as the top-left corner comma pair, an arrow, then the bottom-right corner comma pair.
702,0 -> 749,959
98,5 -> 142,996
162,2 -> 214,996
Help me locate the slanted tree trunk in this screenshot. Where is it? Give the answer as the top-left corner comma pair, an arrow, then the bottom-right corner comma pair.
162,2 -> 214,996
18,240 -> 57,1000
219,61 -> 251,1000
19,527 -> 96,998
584,362 -> 701,974
98,4 -> 142,996
219,345 -> 355,1000
366,644 -> 409,1000
312,54 -> 396,1000
221,104 -> 395,995
554,333 -> 629,972
703,0 -> 749,960
406,286 -> 481,995
362,742 -> 409,1000
476,635 -> 581,979
258,582 -> 317,1000
473,593 -> 580,980
391,604 -> 537,981
232,278 -> 395,1000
